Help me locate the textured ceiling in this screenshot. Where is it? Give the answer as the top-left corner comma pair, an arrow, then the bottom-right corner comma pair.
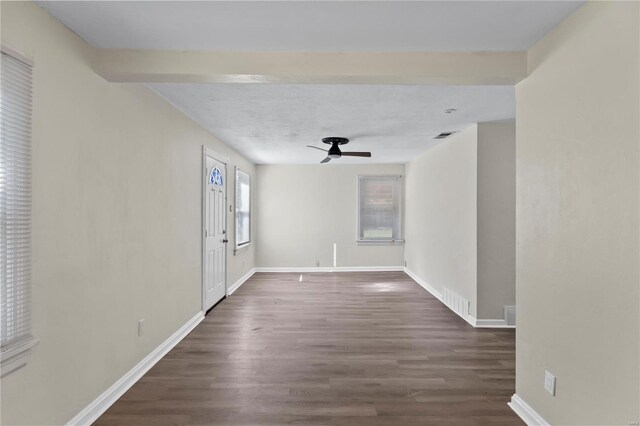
38,1 -> 583,51
149,84 -> 514,164
37,0 -> 573,164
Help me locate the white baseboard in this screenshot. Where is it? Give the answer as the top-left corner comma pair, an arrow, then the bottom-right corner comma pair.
227,268 -> 256,295
402,267 -> 443,300
403,267 -> 515,329
508,394 -> 550,426
254,266 -> 404,273
66,311 -> 205,426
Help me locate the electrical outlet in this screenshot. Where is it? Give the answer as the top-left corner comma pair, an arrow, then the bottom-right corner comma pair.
544,370 -> 556,396
242,260 -> 245,269
138,319 -> 145,336
315,260 -> 320,267
404,260 -> 407,267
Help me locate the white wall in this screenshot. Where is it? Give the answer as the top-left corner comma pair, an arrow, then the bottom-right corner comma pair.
477,122 -> 516,319
515,1 -> 639,424
405,123 -> 515,321
256,164 -> 404,268
0,2 -> 255,424
405,125 -> 478,316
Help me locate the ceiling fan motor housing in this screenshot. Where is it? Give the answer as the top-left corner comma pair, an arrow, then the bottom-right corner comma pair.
328,145 -> 342,158
323,137 -> 348,158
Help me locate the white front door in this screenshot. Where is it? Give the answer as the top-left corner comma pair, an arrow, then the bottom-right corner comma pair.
204,155 -> 227,311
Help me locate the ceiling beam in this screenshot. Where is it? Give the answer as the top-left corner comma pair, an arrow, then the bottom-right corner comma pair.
93,50 -> 527,85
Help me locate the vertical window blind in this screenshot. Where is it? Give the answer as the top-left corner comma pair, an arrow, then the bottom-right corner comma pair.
235,168 -> 251,249
358,175 -> 402,241
1,49 -> 36,369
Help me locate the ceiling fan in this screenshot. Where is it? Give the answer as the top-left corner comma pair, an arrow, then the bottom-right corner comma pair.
307,137 -> 372,163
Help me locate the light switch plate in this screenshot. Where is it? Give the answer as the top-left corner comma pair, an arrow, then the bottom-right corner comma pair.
544,370 -> 556,396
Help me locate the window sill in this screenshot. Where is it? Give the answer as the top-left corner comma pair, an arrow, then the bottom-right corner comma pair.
1,336 -> 39,377
356,239 -> 405,246
234,242 -> 251,255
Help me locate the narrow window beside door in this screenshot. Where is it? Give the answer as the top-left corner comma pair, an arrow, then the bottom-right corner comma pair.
235,168 -> 251,250
1,49 -> 38,376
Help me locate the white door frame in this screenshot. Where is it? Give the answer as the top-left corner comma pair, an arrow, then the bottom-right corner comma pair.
201,146 -> 230,312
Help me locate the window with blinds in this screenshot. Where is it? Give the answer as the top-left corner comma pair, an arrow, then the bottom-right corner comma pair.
358,175 -> 402,242
235,167 -> 251,249
1,49 -> 38,376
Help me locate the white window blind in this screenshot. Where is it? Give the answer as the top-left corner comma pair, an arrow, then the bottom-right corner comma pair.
235,167 -> 251,249
358,175 -> 402,241
1,49 -> 37,376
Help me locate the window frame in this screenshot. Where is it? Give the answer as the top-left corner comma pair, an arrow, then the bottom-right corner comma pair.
1,45 -> 38,377
356,175 -> 404,246
234,167 -> 251,252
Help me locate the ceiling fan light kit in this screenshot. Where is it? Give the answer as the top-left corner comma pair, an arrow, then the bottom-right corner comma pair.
307,137 -> 372,163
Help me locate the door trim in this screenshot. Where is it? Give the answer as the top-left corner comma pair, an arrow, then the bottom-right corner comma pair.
201,146 -> 229,312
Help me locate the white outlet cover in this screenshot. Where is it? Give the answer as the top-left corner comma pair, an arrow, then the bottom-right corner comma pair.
544,370 -> 556,396
138,319 -> 145,336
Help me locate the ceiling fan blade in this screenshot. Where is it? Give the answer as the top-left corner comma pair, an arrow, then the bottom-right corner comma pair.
320,157 -> 332,163
341,152 -> 372,157
307,145 -> 328,152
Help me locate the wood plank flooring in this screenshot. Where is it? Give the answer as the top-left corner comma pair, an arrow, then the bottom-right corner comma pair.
95,272 -> 522,425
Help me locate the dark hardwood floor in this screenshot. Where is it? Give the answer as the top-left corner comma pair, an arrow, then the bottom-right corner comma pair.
95,272 -> 522,425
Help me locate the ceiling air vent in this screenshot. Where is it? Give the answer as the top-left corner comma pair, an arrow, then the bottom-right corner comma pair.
434,132 -> 455,139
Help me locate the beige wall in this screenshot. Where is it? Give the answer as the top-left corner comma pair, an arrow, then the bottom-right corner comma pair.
256,164 -> 404,268
477,122 -> 516,319
515,1 -> 639,424
0,2 -> 255,424
405,125 -> 478,316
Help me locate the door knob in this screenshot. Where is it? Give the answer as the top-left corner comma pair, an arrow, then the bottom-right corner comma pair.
222,239 -> 229,243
